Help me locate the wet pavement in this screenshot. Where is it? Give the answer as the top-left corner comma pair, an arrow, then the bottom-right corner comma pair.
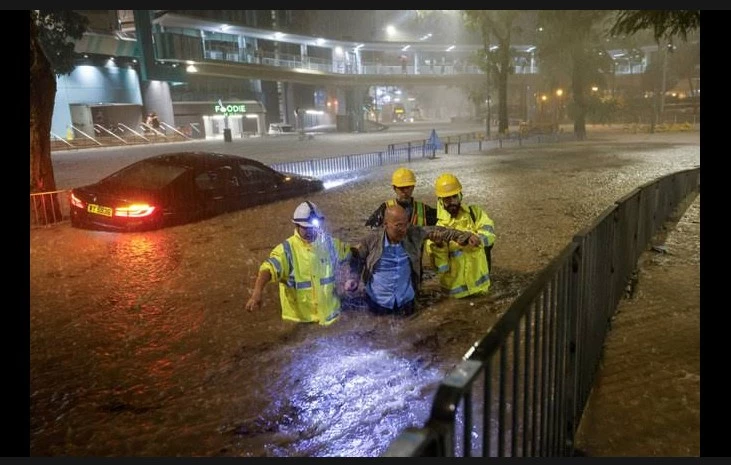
30,126 -> 700,456
574,194 -> 700,456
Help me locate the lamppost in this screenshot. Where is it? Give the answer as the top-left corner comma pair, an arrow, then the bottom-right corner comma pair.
555,88 -> 563,130
540,94 -> 548,122
483,29 -> 491,139
486,95 -> 492,138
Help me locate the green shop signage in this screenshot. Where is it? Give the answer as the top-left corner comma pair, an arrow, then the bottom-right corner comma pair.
215,100 -> 247,114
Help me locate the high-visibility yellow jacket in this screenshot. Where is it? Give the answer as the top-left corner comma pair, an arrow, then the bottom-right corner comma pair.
365,199 -> 437,227
386,199 -> 429,225
259,229 -> 351,325
427,201 -> 496,298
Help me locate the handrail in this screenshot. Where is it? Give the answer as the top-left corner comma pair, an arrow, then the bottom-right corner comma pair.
93,124 -> 128,144
117,122 -> 150,142
70,125 -> 103,146
139,122 -> 167,138
50,132 -> 73,147
160,121 -> 190,139
383,167 -> 700,457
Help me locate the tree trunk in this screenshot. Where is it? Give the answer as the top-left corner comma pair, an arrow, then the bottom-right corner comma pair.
498,66 -> 508,135
687,76 -> 698,115
30,12 -> 62,224
482,27 -> 490,139
496,36 -> 511,135
571,49 -> 587,141
659,39 -> 668,119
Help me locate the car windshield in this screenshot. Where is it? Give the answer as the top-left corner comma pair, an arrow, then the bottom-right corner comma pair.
105,161 -> 189,190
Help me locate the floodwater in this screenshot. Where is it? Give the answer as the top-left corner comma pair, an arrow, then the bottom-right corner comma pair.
30,129 -> 700,456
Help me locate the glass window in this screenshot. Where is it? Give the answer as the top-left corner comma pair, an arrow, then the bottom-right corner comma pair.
239,163 -> 278,182
106,162 -> 188,190
195,165 -> 239,190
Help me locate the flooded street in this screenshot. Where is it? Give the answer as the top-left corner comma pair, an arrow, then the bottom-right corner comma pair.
30,129 -> 700,456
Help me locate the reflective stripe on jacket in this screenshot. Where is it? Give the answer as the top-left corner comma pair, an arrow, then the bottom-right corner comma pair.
386,199 -> 427,226
260,229 -> 351,325
427,201 -> 496,298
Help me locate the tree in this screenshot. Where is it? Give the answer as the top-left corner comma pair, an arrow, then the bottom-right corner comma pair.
463,10 -> 525,136
667,36 -> 700,115
610,10 -> 700,42
537,10 -> 613,140
30,10 -> 88,224
609,11 -> 700,132
599,31 -> 653,96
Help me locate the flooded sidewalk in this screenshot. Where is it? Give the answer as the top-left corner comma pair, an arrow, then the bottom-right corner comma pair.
574,195 -> 700,456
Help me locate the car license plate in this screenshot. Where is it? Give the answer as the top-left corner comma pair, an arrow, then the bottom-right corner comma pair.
87,203 -> 113,217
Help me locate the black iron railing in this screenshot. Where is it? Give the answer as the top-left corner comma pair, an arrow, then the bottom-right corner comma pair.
383,167 -> 700,457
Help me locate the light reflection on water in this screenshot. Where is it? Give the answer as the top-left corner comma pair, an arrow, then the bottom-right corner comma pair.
261,335 -> 444,457
323,176 -> 358,190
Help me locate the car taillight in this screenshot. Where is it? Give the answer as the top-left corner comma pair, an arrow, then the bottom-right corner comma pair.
115,204 -> 156,218
70,192 -> 85,209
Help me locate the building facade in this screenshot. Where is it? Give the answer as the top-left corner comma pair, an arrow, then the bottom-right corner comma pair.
52,10 -> 694,141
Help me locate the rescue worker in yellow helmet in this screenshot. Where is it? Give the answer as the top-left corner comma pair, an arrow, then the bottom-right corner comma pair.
365,167 -> 437,228
352,203 -> 482,316
426,173 -> 496,299
245,200 -> 355,325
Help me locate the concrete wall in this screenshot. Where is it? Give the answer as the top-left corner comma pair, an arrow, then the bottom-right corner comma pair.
140,80 -> 174,128
52,64 -> 143,136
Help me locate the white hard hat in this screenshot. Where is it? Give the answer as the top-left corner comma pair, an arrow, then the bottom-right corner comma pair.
292,200 -> 324,228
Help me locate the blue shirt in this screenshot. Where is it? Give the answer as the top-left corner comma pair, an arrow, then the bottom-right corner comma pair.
365,235 -> 415,309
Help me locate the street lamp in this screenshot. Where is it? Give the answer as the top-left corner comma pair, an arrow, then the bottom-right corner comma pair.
555,88 -> 563,127
540,94 -> 548,121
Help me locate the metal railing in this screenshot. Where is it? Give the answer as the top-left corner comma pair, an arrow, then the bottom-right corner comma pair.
30,189 -> 71,228
383,167 -> 700,457
51,121 -> 192,151
31,130 -> 581,228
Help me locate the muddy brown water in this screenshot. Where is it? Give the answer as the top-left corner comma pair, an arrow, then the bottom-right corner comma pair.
31,130 -> 699,456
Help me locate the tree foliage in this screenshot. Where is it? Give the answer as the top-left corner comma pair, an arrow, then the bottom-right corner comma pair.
33,10 -> 89,76
609,11 -> 699,132
610,10 -> 700,42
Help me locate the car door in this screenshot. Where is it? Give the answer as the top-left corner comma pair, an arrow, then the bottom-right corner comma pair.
238,162 -> 284,207
194,163 -> 242,216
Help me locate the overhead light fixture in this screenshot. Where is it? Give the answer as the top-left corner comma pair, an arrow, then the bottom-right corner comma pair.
354,44 -> 364,50
401,45 -> 410,51
221,24 -> 230,31
316,38 -> 325,45
446,45 -> 455,52
186,64 -> 198,73
526,46 -> 536,52
274,32 -> 284,40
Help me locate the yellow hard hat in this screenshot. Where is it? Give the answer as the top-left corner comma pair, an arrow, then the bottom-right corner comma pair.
391,167 -> 416,187
434,173 -> 462,197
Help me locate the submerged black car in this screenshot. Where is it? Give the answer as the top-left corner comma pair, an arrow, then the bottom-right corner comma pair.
69,151 -> 324,232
